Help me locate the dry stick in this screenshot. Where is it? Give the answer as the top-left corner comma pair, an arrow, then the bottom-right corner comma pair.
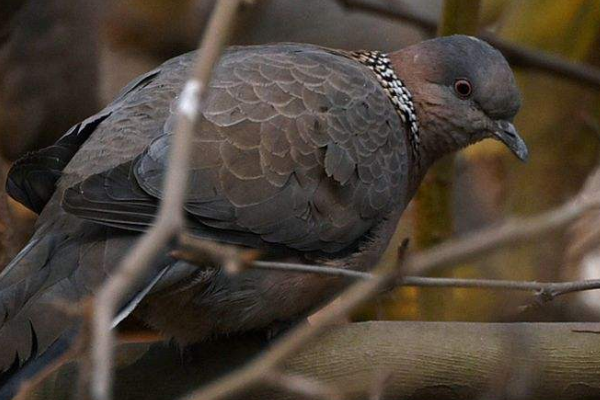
407,193 -> 600,276
250,263 -> 600,303
19,299 -> 94,400
263,371 -> 344,400
176,195 -> 600,302
13,347 -> 82,400
174,232 -> 260,274
166,195 -> 600,399
179,243 -> 408,400
336,0 -> 600,90
89,2 -> 244,400
176,240 -> 600,301
368,370 -> 394,400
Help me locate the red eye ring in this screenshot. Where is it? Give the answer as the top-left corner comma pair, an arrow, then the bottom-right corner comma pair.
454,79 -> 472,98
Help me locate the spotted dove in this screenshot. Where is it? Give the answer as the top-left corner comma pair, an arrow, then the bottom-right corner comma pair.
0,35 -> 527,388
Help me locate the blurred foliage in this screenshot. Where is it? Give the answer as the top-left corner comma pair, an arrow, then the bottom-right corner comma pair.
105,0 -> 196,58
438,0 -> 482,36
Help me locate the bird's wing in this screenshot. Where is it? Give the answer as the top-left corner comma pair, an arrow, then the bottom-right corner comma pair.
0,62 -> 183,378
0,223 -> 167,378
64,44 -> 410,253
5,68 -> 161,214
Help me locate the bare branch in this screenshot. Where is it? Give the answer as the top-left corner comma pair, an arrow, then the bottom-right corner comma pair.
13,346 -> 81,400
251,260 -> 372,280
407,194 -> 600,276
17,299 -> 93,400
368,370 -> 394,400
19,321 -> 600,399
172,194 -> 600,305
89,1 -> 245,399
336,0 -> 600,90
264,371 -> 344,400
172,233 -> 260,274
178,242 -> 408,400
209,259 -> 600,305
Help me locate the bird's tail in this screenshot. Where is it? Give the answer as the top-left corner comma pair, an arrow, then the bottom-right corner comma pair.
0,225 -> 82,398
0,218 -> 170,399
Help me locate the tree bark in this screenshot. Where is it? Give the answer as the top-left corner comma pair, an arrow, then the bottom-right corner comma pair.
22,321 -> 600,400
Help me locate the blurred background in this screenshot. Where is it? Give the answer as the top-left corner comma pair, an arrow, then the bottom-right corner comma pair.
2,0 -> 600,325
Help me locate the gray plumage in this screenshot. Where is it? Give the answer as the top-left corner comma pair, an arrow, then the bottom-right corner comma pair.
1,36 -> 527,380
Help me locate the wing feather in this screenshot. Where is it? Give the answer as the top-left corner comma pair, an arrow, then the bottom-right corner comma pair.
64,44 -> 410,253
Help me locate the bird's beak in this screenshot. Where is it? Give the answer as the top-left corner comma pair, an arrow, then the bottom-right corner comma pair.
491,120 -> 529,162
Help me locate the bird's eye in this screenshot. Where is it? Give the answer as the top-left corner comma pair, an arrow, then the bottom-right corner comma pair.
454,79 -> 472,98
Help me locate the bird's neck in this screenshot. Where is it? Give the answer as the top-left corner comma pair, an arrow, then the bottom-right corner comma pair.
350,50 -> 421,157
386,49 -> 471,170
350,50 -> 456,184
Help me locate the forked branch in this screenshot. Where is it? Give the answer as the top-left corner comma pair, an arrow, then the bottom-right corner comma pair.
89,2 -> 246,399
336,0 -> 600,90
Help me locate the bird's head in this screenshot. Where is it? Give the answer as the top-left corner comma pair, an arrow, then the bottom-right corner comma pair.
389,35 -> 527,164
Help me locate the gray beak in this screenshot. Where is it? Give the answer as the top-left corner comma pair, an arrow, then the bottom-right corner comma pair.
492,120 -> 529,162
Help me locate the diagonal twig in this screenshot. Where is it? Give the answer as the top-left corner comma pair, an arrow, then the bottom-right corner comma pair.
172,194 -> 600,305
336,0 -> 600,90
89,2 -> 246,400
172,233 -> 260,275
178,242 -> 409,400
264,370 -> 344,400
408,193 -> 600,276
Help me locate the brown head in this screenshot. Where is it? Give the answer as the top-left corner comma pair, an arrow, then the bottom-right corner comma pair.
389,35 -> 527,166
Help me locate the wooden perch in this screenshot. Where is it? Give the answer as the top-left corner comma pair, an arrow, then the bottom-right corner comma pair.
22,321 -> 600,400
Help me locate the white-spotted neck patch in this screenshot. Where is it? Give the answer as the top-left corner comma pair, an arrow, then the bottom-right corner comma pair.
351,50 -> 420,156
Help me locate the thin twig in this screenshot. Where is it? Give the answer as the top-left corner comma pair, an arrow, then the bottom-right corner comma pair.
397,277 -> 600,303
368,370 -> 394,400
336,0 -> 600,90
217,259 -> 600,303
264,370 -> 344,400
173,233 -> 260,274
89,2 -> 244,400
251,260 -> 372,279
184,256 -> 600,304
16,299 -> 93,400
408,194 -> 600,276
173,194 -> 600,304
178,242 -> 408,400
13,347 -> 81,400
337,0 -> 436,32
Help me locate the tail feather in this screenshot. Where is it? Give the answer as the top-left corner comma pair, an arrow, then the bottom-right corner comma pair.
0,330 -> 76,400
0,215 -> 174,392
0,230 -> 80,376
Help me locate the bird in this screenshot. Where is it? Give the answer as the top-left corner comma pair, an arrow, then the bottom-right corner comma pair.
0,35 -> 527,388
